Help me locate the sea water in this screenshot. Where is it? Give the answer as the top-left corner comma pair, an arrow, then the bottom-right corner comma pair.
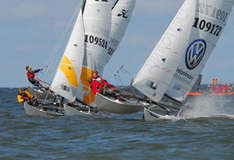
0,88 -> 234,160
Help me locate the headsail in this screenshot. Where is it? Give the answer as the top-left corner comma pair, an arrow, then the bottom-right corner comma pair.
107,0 -> 136,57
50,8 -> 85,102
132,0 -> 197,103
165,0 -> 234,102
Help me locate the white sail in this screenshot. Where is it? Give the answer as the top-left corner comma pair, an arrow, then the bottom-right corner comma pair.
81,0 -> 112,74
50,8 -> 85,102
166,0 -> 234,102
107,0 -> 136,57
78,0 -> 112,104
132,0 -> 196,102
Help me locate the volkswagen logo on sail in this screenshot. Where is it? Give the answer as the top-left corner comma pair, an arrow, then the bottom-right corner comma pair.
185,39 -> 207,70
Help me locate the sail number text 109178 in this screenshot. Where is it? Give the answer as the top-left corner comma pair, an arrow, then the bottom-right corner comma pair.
85,34 -> 108,49
193,17 -> 222,37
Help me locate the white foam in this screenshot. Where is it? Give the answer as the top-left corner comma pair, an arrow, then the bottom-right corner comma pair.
178,96 -> 234,120
151,96 -> 234,121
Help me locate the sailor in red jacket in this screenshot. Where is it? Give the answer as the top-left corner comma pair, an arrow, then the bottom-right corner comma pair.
26,66 -> 43,87
88,71 -> 115,94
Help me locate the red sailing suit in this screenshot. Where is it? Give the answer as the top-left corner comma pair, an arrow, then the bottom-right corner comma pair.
89,76 -> 114,94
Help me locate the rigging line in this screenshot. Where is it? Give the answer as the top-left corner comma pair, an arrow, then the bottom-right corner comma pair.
115,65 -> 133,86
119,65 -> 131,75
113,73 -> 124,86
41,1 -> 81,84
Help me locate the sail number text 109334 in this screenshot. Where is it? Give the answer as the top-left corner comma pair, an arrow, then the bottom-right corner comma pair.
85,34 -> 108,49
192,17 -> 222,37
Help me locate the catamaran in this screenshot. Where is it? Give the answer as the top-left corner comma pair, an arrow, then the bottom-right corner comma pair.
60,0 -> 145,115
24,0 -> 87,117
24,0 -> 139,117
137,0 -> 234,121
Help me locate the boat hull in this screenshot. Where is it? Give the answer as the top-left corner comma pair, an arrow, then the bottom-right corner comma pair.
143,107 -> 166,121
64,104 -> 95,117
95,94 -> 145,114
24,102 -> 64,118
143,105 -> 181,121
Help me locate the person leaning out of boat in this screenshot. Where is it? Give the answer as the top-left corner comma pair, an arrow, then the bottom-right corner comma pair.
26,66 -> 43,88
17,88 -> 38,105
88,71 -> 115,95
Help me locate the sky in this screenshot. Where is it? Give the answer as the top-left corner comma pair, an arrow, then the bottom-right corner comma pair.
1,0 -> 234,88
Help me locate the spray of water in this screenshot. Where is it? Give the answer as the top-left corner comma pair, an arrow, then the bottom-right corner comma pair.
178,96 -> 234,119
150,95 -> 234,121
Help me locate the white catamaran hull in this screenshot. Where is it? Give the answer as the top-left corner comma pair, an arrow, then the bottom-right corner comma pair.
64,104 -> 96,117
95,94 -> 146,114
143,105 -> 181,121
24,102 -> 64,118
143,107 -> 167,121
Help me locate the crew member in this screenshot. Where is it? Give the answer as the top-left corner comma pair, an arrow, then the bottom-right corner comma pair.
26,66 -> 43,87
17,88 -> 34,104
88,71 -> 115,94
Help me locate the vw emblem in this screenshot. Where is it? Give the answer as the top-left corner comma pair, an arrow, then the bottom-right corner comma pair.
185,39 -> 207,70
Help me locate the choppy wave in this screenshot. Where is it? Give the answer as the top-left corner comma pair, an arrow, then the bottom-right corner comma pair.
1,88 -> 234,160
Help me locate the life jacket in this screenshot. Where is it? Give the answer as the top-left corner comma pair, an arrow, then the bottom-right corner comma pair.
17,94 -> 25,103
17,92 -> 27,103
26,71 -> 35,79
89,78 -> 102,94
24,90 -> 33,99
17,90 -> 33,104
95,77 -> 105,89
89,76 -> 114,94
